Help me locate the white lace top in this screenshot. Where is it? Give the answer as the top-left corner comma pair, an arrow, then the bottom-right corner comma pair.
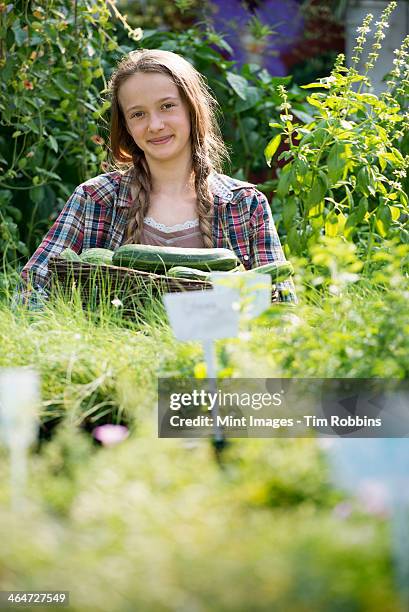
141,217 -> 204,248
143,217 -> 199,233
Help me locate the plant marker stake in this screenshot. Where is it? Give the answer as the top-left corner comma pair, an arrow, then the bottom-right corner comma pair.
163,287 -> 239,457
0,368 -> 39,511
202,339 -> 224,447
210,272 -> 271,458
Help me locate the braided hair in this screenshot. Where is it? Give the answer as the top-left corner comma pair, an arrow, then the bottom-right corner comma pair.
107,49 -> 229,246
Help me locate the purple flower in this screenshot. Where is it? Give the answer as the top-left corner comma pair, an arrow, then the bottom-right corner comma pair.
208,0 -> 250,66
209,0 -> 249,30
92,424 -> 129,447
253,0 -> 304,75
207,0 -> 304,75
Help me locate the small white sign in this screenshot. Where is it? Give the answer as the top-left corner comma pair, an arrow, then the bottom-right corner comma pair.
210,272 -> 272,319
163,288 -> 239,341
0,368 -> 40,511
0,368 -> 39,449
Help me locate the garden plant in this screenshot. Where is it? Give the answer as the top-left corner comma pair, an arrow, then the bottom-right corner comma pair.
265,1 -> 409,257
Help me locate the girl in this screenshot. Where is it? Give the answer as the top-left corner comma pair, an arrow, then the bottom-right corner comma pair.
20,49 -> 296,304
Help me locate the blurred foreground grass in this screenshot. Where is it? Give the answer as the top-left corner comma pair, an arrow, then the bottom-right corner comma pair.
0,245 -> 408,610
0,430 -> 400,611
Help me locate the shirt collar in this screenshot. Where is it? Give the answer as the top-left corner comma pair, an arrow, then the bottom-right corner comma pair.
208,172 -> 254,204
117,168 -> 254,207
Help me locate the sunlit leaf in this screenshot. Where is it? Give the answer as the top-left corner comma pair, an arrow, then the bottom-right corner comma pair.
264,134 -> 282,167
390,206 -> 401,221
301,82 -> 330,89
325,210 -> 341,237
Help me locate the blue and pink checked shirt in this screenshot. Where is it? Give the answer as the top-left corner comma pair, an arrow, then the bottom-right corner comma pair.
20,169 -> 296,303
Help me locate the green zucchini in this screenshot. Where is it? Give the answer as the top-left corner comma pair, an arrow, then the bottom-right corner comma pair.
80,248 -> 114,265
59,248 -> 81,262
112,244 -> 239,273
250,261 -> 294,283
167,266 -> 211,281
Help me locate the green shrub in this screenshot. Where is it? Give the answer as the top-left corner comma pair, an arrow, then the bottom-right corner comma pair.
265,1 -> 409,258
0,0 -> 139,261
249,237 -> 409,379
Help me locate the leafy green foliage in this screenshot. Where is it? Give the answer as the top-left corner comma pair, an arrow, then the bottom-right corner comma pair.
0,0 -> 136,266
0,5 -> 406,604
266,3 -> 409,258
251,237 -> 409,379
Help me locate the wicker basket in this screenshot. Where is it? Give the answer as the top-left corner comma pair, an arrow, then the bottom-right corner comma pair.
49,258 -> 278,314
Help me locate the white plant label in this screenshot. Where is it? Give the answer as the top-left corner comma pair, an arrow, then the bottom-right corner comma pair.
163,288 -> 239,342
210,272 -> 272,319
163,288 -> 239,443
0,368 -> 39,449
0,368 -> 40,510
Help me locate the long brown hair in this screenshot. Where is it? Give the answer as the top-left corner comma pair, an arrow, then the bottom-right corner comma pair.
108,49 -> 229,247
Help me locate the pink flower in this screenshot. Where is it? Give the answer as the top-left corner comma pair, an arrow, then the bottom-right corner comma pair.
333,501 -> 353,520
358,479 -> 390,518
92,424 -> 129,447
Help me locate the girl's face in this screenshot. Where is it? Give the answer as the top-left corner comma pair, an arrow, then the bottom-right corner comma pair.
118,71 -> 192,166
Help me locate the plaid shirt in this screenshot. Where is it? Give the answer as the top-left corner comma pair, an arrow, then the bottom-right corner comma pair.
19,169 -> 296,304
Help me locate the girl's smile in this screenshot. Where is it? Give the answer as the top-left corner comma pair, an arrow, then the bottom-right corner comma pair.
148,135 -> 174,145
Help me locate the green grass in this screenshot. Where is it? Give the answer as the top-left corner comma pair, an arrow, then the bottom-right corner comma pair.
0,430 -> 400,611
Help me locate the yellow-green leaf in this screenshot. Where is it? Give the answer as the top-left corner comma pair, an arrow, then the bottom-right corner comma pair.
306,96 -> 323,108
264,134 -> 282,167
194,362 -> 207,378
390,206 -> 400,221
325,210 -> 346,237
308,201 -> 324,217
325,210 -> 339,237
301,82 -> 330,89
